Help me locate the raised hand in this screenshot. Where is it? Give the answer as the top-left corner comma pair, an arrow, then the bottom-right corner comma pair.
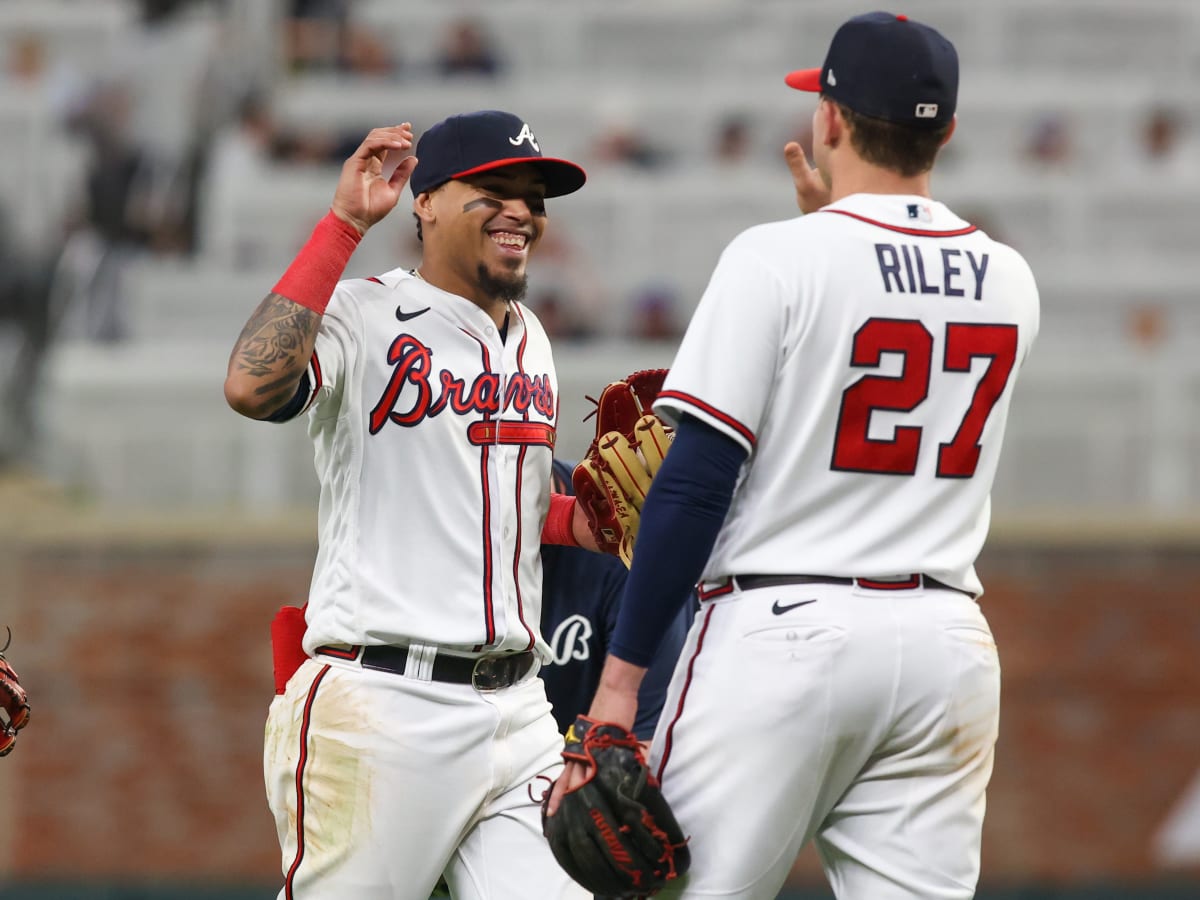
784,140 -> 831,214
331,124 -> 418,235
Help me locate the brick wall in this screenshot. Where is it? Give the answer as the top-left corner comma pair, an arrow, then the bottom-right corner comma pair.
2,534 -> 1199,889
0,539 -> 313,881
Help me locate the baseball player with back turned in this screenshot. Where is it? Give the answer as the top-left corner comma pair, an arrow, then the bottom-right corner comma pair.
547,12 -> 1040,899
225,111 -> 601,898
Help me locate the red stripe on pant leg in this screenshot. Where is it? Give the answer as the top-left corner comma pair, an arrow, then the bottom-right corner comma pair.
656,603 -> 716,783
284,664 -> 331,900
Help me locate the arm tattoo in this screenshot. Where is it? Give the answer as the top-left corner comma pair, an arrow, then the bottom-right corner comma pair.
230,293 -> 321,414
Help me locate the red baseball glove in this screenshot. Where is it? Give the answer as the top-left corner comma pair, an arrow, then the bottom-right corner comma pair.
0,629 -> 30,758
572,369 -> 673,567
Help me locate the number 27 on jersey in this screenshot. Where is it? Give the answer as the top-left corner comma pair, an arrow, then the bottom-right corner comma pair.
831,317 -> 1018,479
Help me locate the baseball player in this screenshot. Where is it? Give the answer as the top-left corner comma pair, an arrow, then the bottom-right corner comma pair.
225,111 -> 599,898
548,13 -> 1040,899
540,459 -> 691,740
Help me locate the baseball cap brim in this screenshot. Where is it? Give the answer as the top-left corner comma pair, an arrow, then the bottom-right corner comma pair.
785,68 -> 823,92
449,156 -> 587,198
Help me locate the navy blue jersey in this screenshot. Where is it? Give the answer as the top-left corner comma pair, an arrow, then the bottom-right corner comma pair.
539,460 -> 692,740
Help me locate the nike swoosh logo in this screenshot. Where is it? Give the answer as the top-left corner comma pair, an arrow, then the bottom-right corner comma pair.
396,306 -> 431,321
771,598 -> 817,615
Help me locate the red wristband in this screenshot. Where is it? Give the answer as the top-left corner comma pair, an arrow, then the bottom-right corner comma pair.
272,211 -> 363,315
542,494 -> 580,547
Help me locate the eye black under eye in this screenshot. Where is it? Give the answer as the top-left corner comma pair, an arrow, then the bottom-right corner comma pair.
474,182 -> 546,214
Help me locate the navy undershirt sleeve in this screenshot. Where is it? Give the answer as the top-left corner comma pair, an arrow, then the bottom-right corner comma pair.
264,371 -> 311,422
609,414 -> 749,667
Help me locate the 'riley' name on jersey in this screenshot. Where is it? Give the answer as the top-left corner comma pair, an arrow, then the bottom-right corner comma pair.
874,243 -> 989,301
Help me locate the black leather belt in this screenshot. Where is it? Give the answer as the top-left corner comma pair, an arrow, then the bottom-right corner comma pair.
317,645 -> 537,691
733,573 -> 973,598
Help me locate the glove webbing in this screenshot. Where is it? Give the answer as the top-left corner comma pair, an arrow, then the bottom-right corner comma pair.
562,726 -> 643,788
638,807 -> 688,880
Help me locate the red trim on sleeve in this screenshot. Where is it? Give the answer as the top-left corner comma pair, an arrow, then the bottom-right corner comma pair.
300,351 -> 324,414
657,390 -> 756,448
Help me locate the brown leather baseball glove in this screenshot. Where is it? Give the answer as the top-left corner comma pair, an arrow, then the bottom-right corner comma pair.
572,369 -> 673,567
0,629 -> 30,758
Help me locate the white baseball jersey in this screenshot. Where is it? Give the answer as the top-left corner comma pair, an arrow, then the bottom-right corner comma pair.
655,193 -> 1040,595
290,267 -> 558,659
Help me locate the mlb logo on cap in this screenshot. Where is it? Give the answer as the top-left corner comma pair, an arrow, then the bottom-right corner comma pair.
410,110 -> 587,198
785,11 -> 958,129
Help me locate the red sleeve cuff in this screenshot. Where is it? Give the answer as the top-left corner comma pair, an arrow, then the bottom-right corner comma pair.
541,494 -> 580,546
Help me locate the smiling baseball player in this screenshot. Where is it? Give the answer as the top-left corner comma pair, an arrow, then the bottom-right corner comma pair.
547,13 -> 1040,899
227,111 -> 597,899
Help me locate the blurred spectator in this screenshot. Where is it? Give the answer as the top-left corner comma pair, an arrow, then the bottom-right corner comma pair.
528,288 -> 595,342
197,90 -> 354,265
713,114 -> 753,165
67,82 -> 155,253
285,0 -> 396,75
527,229 -> 604,339
2,29 -> 88,120
1023,113 -> 1073,169
197,90 -> 280,265
1139,106 -> 1191,174
628,284 -> 682,341
1,31 -> 90,251
1127,304 -> 1166,350
584,94 -> 671,171
53,80 -> 152,341
0,199 -> 59,466
3,32 -> 42,80
285,0 -> 348,71
436,17 -> 503,78
1142,107 -> 1180,159
89,0 -> 234,256
592,118 -> 670,171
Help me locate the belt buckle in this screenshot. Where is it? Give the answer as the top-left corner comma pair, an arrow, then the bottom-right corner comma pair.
472,655 -> 514,692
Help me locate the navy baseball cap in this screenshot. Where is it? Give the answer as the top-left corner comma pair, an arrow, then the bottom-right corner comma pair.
410,110 -> 587,198
785,11 -> 958,129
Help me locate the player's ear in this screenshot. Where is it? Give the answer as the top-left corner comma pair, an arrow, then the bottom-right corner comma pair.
818,97 -> 842,148
940,116 -> 957,148
413,191 -> 437,227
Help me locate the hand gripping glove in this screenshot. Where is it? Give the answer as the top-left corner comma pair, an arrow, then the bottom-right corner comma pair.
0,629 -> 30,758
542,716 -> 690,898
572,369 -> 673,567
